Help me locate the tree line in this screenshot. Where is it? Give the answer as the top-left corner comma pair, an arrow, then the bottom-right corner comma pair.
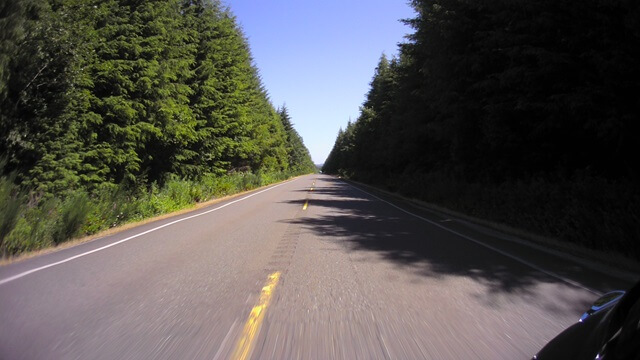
0,0 -> 314,255
1,0 -> 314,192
324,0 -> 640,260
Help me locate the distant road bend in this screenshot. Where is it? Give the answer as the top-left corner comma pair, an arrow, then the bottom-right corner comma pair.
0,174 -> 633,359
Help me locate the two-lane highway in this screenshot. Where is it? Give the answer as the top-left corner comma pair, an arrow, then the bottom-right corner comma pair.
0,174 -> 632,359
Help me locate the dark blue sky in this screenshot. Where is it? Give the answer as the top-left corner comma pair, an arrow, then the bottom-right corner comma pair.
223,1 -> 415,163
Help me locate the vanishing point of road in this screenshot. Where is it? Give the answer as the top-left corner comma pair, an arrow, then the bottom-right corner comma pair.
0,174 -> 634,359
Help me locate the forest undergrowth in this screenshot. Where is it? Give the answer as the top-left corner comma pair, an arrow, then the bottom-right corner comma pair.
0,170 -> 310,257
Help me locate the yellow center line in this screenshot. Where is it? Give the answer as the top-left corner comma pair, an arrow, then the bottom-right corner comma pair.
303,180 -> 315,209
230,271 -> 281,360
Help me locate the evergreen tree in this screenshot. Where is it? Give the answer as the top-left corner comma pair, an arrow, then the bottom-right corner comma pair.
326,0 -> 640,183
278,105 -> 314,173
2,0 -> 314,193
0,0 -> 85,192
323,0 -> 640,258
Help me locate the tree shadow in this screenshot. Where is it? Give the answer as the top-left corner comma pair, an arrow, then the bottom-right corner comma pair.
285,178 -> 598,314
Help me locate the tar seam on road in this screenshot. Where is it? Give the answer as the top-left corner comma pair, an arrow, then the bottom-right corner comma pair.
0,180 -> 297,286
230,271 -> 281,360
344,181 -> 603,296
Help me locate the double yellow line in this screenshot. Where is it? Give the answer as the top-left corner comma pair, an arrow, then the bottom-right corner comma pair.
230,180 -> 316,359
303,180 -> 316,211
230,272 -> 281,360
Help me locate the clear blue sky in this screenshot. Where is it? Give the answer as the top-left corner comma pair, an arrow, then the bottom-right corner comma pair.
222,1 -> 415,164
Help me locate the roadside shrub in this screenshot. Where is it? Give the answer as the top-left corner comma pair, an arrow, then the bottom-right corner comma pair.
51,192 -> 91,245
1,169 -> 306,258
211,175 -> 235,196
136,182 -> 164,218
380,170 -> 640,260
164,178 -> 193,209
3,198 -> 57,255
83,184 -> 140,234
3,216 -> 52,254
0,177 -> 21,254
239,172 -> 262,190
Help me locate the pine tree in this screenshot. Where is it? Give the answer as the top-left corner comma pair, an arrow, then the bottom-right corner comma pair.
0,0 -> 86,192
278,105 -> 314,173
1,0 -> 315,194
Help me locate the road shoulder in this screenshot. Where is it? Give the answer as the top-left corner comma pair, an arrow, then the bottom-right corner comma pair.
0,175 -> 311,267
341,177 -> 639,287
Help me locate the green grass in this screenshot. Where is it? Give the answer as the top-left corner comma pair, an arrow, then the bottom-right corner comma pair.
0,170 -> 310,257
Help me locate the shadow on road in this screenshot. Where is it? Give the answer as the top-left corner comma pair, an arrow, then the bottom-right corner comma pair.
284,178 -> 595,314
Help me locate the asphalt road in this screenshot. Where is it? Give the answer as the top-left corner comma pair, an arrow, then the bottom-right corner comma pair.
0,174 -> 634,359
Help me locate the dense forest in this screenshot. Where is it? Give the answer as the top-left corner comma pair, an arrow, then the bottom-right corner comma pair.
0,0 -> 314,255
324,0 -> 640,260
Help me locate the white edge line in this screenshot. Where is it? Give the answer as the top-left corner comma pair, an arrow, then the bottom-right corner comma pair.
344,181 -> 602,296
0,179 -> 297,286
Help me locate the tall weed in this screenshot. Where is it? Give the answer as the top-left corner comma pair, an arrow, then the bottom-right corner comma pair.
83,184 -> 140,233
51,192 -> 91,245
1,169 -> 308,257
3,198 -> 57,255
0,177 -> 22,254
